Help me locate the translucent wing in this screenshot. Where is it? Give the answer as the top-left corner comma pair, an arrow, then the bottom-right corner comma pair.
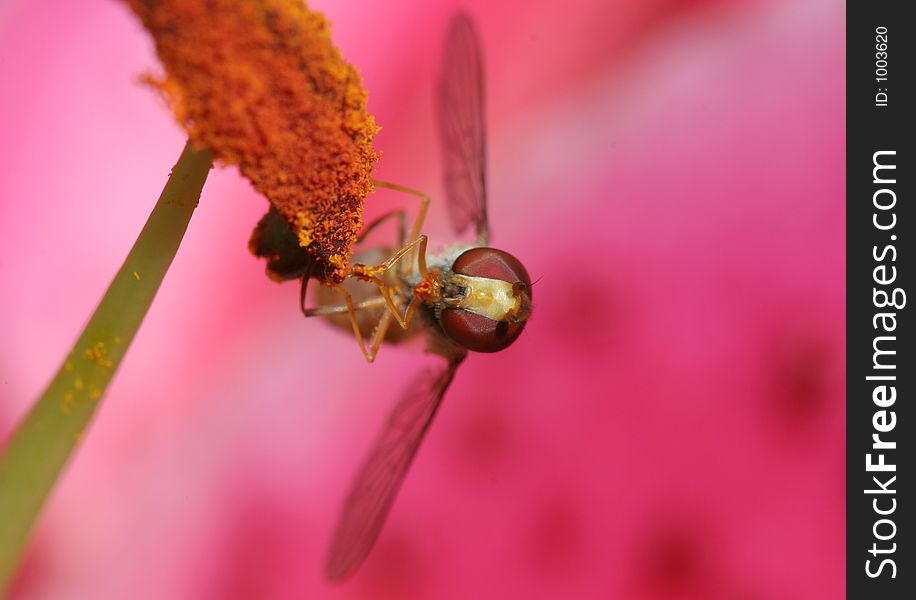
437,13 -> 489,244
325,357 -> 464,580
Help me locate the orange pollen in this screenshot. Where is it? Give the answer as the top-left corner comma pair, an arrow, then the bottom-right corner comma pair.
124,0 -> 380,285
413,270 -> 442,302
350,263 -> 385,282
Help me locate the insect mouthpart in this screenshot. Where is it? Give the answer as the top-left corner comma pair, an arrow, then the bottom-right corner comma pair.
440,279 -> 467,303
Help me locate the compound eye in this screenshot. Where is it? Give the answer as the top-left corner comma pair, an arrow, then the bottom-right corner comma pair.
452,247 -> 531,287
440,308 -> 526,353
440,247 -> 532,353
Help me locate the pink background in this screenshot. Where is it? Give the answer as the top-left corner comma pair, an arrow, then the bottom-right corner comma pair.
0,0 -> 844,598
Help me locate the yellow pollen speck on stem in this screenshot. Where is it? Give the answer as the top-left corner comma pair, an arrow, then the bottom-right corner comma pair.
60,391 -> 75,415
74,377 -> 84,390
82,342 -> 113,368
89,388 -> 102,401
133,271 -> 141,281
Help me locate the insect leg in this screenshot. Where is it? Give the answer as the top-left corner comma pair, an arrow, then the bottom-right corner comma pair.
373,180 -> 430,276
357,210 -> 407,246
331,285 -> 383,363
367,309 -> 394,360
378,235 -> 429,277
300,263 -> 388,318
358,235 -> 429,330
302,296 -> 387,317
299,274 -> 398,361
300,263 -> 315,317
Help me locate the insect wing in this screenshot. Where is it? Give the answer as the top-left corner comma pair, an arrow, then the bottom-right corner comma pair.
437,13 -> 489,244
325,359 -> 464,580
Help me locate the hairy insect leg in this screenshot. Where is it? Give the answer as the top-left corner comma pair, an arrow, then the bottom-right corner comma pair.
362,181 -> 432,328
357,210 -> 407,247
360,235 -> 429,330
373,180 -> 430,277
298,271 -> 394,361
367,309 -> 394,361
330,285 -> 385,363
302,296 -> 388,317
299,266 -> 388,318
299,264 -> 315,318
378,235 -> 429,278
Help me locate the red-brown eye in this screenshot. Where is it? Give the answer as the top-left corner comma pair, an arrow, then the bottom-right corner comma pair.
440,309 -> 526,352
440,247 -> 532,353
452,247 -> 531,285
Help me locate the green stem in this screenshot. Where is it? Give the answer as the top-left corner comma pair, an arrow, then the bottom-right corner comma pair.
0,141 -> 212,594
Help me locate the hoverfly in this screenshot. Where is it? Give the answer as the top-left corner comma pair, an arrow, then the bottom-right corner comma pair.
297,13 -> 533,579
